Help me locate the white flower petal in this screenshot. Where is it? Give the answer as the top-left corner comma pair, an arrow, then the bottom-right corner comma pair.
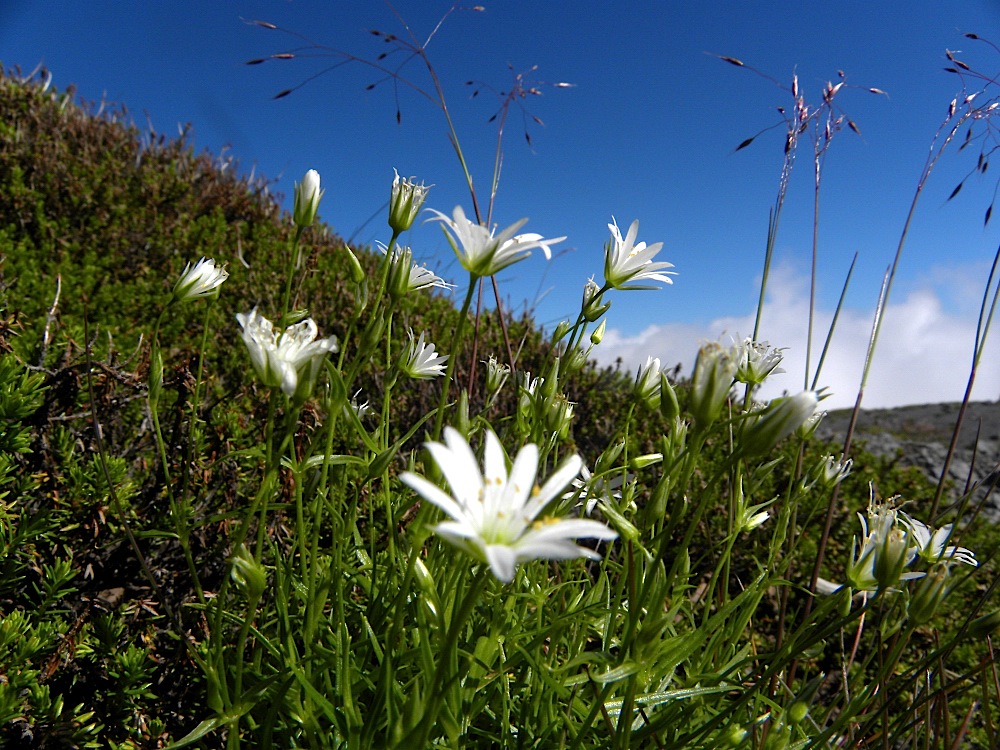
403,428 -> 616,583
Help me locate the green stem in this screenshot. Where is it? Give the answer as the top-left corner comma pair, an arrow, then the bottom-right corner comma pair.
279,225 -> 305,325
432,279 -> 477,440
401,566 -> 490,748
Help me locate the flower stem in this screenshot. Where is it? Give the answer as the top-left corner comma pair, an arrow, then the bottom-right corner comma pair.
432,278 -> 476,440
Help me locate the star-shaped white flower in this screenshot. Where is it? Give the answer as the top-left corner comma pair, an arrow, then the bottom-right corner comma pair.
603,217 -> 675,290
900,515 -> 977,567
732,337 -> 785,386
426,206 -> 565,278
401,428 -> 618,583
381,243 -> 453,296
172,257 -> 228,303
235,308 -> 338,400
401,330 -> 448,379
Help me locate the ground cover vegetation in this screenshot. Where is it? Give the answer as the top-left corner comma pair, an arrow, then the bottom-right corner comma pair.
1,12 -> 999,749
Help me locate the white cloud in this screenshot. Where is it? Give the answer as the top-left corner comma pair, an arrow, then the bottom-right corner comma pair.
592,263 -> 1000,410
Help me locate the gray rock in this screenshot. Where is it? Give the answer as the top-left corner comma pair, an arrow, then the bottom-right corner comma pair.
815,401 -> 1000,522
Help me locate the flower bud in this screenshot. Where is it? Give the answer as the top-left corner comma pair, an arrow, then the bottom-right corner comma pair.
360,311 -> 385,356
629,453 -> 663,470
968,609 -> 1000,639
230,544 -> 267,602
740,391 -> 818,458
723,725 -> 748,747
595,440 -> 625,474
689,342 -> 737,431
590,319 -> 606,345
344,245 -> 366,285
582,278 -> 611,322
786,701 -> 809,726
148,346 -> 164,406
908,563 -> 949,625
484,356 -> 510,401
454,390 -> 471,438
634,356 -> 662,410
545,394 -> 575,439
413,558 -> 440,619
293,169 -> 323,227
387,244 -> 412,300
388,169 -> 429,233
553,320 -> 571,343
660,373 -> 680,421
874,527 -> 911,591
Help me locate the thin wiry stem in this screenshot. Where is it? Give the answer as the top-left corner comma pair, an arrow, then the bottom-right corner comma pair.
930,242 -> 1000,517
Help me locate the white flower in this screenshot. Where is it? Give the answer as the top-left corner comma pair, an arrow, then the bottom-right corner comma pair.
401,428 -> 619,583
402,330 -> 448,379
733,337 -> 785,386
235,308 -> 339,399
634,356 -> 662,409
388,169 -> 430,233
172,257 -> 228,302
847,493 -> 921,592
293,169 -> 323,227
350,389 -> 372,420
900,515 -> 978,567
382,243 -> 453,298
501,232 -> 563,261
817,455 -> 853,488
426,206 -> 564,278
567,465 -> 633,516
603,217 -> 675,290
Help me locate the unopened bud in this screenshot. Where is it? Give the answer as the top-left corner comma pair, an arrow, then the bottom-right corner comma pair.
148,346 -> 163,406
740,391 -> 818,458
909,563 -> 949,625
723,725 -> 748,747
484,356 -> 510,400
293,169 -> 323,227
345,245 -> 366,285
634,356 -> 662,410
230,544 -> 267,602
787,701 -> 809,726
590,319 -> 606,345
875,528 -> 911,591
968,609 -> 1000,639
660,373 -> 680,421
690,342 -> 737,430
629,453 -> 663,470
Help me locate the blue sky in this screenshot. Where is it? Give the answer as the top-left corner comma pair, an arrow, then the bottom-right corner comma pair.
4,1 -> 1000,408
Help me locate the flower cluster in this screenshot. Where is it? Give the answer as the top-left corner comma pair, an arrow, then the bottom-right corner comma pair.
819,490 -> 977,597
401,428 -> 618,583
